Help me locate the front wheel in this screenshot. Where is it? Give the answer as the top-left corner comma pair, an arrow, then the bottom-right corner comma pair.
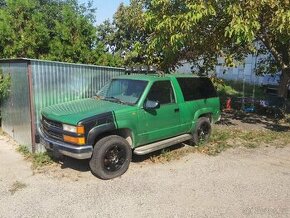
190,117 -> 212,145
89,135 -> 132,180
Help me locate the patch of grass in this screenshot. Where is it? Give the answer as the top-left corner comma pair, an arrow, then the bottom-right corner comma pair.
16,145 -> 53,169
210,128 -> 233,142
216,83 -> 239,96
223,80 -> 265,98
216,79 -> 267,109
16,145 -> 30,156
32,152 -> 54,168
9,181 -> 27,195
149,127 -> 290,163
244,143 -> 259,149
149,147 -> 195,163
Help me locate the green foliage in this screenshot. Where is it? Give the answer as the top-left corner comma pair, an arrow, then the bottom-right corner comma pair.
148,126 -> 290,162
117,0 -> 289,95
17,145 -> 53,169
142,0 -> 289,69
98,0 -> 148,66
216,83 -> 239,97
223,80 -> 265,98
32,152 -> 53,169
17,145 -> 30,156
0,69 -> 11,104
0,0 -> 123,67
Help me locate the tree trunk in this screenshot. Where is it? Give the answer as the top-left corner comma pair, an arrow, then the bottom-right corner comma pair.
278,68 -> 290,98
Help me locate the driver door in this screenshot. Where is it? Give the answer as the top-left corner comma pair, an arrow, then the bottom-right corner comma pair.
137,80 -> 181,145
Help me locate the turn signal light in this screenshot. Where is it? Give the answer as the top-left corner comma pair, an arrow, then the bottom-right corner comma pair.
76,125 -> 85,134
63,135 -> 85,145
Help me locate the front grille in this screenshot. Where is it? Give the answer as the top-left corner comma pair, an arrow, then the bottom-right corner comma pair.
42,116 -> 63,141
42,117 -> 62,129
43,127 -> 63,141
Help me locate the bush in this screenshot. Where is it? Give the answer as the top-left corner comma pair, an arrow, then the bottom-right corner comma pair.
0,69 -> 11,125
0,69 -> 11,104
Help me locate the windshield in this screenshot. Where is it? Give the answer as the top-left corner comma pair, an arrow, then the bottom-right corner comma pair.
96,79 -> 148,105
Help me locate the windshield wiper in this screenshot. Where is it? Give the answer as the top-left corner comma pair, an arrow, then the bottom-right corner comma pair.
104,96 -> 125,104
92,95 -> 102,100
104,96 -> 135,106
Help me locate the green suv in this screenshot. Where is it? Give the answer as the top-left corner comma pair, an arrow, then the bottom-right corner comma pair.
39,74 -> 220,179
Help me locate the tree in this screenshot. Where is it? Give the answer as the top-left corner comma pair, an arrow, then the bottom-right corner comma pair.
0,0 -> 6,7
46,2 -> 99,63
0,0 -> 50,58
225,0 -> 290,97
0,0 -> 122,67
0,69 -> 10,104
143,0 -> 290,97
98,0 -> 149,66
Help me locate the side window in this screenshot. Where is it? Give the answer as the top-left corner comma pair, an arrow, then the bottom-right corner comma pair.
146,81 -> 175,104
177,78 -> 217,101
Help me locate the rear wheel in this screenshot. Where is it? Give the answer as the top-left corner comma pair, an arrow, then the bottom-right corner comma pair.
89,135 -> 132,180
190,117 -> 212,145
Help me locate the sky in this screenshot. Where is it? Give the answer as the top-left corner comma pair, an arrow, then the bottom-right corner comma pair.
79,0 -> 130,24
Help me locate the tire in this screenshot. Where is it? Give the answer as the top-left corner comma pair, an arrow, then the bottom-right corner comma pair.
190,117 -> 212,145
89,135 -> 132,180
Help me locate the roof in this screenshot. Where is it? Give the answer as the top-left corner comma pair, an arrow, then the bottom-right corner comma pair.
0,58 -> 124,70
116,73 -> 200,82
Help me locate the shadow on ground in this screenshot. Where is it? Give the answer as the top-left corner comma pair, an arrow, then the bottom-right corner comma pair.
51,141 -> 187,170
55,156 -> 90,172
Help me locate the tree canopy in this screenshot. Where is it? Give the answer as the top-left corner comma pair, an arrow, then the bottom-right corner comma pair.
145,0 -> 290,97
105,0 -> 289,97
0,0 -> 123,66
97,0 -> 147,66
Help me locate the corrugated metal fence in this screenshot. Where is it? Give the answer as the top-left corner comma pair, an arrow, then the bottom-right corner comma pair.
30,60 -> 124,131
0,59 -> 125,149
0,61 -> 32,145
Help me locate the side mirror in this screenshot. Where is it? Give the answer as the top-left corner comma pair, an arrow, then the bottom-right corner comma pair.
144,100 -> 160,110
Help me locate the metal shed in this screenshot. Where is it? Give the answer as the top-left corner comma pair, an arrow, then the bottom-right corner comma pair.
0,58 -> 124,152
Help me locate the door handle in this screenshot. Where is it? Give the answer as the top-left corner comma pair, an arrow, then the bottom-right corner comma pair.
174,108 -> 180,112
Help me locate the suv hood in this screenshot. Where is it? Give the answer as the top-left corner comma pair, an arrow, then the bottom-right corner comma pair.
41,98 -> 129,125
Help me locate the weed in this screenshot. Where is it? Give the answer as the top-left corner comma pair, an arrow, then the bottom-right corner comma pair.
16,145 -> 53,169
149,126 -> 290,163
32,152 -> 53,169
16,145 -> 30,157
9,181 -> 27,195
244,143 -> 259,149
210,129 -> 233,142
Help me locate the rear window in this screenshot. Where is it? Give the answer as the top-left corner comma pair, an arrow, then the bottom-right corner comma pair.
177,77 -> 217,101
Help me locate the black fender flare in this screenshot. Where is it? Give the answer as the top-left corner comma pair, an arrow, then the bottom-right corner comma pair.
86,123 -> 116,145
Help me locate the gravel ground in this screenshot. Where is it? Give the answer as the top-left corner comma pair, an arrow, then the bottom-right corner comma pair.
1,134 -> 290,218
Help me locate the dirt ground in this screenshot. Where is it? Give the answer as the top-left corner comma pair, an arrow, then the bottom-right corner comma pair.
0,114 -> 290,217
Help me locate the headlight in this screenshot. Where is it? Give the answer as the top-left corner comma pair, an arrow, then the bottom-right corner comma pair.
63,124 -> 76,133
63,124 -> 85,134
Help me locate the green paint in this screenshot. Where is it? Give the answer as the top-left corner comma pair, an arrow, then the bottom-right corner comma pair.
41,74 -> 220,147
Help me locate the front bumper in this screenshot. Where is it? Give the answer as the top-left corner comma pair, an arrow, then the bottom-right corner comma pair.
38,128 -> 93,159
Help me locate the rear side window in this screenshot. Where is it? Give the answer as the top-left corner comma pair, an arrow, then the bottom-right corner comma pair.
177,77 -> 217,101
146,81 -> 175,104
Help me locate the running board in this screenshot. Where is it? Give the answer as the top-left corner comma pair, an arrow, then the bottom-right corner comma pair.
133,134 -> 192,155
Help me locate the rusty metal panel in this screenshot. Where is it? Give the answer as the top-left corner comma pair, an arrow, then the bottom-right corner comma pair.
0,62 -> 32,147
30,60 -> 125,130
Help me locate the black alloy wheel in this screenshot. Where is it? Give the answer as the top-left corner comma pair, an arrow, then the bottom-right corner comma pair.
190,117 -> 212,145
103,144 -> 126,172
90,135 -> 132,180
